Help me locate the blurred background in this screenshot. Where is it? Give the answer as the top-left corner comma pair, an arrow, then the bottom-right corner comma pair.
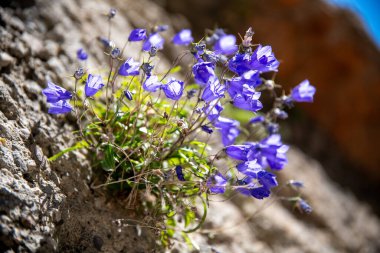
153,0 -> 380,215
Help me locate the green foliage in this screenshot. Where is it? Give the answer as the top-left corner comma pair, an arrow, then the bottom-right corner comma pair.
48,140 -> 89,161
60,70 -> 216,247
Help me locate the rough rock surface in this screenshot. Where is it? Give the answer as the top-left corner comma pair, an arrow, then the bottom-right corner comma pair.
0,0 -> 380,252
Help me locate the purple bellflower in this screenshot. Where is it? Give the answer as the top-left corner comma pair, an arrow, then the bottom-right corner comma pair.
203,50 -> 224,64
232,85 -> 263,112
48,100 -> 72,114
250,186 -> 271,199
236,162 -> 277,195
118,58 -> 141,76
241,70 -> 262,87
97,36 -> 115,50
235,177 -> 271,199
273,108 -> 288,120
175,166 -> 185,181
141,62 -> 154,76
142,33 -> 164,51
214,34 -> 238,55
226,135 -> 289,170
124,90 -> 133,101
187,89 -> 197,99
291,79 -> 316,102
298,199 -> 312,213
76,48 -> 88,61
267,123 -> 280,135
225,144 -> 251,161
213,117 -> 240,146
257,171 -> 278,189
192,62 -> 215,86
236,177 -> 256,196
155,25 -> 169,32
42,81 -> 72,103
201,125 -> 213,134
162,78 -> 184,100
247,134 -> 289,170
249,115 -> 265,124
203,100 -> 223,122
172,29 -> 194,45
143,75 -> 162,92
201,76 -> 225,102
192,42 -> 206,61
228,53 -> 252,76
206,28 -> 225,45
227,70 -> 261,99
85,74 -> 104,97
128,29 -> 147,42
250,45 -> 280,73
207,172 -> 228,194
288,180 -> 304,189
236,160 -> 263,178
74,67 -> 85,80
111,48 -> 121,59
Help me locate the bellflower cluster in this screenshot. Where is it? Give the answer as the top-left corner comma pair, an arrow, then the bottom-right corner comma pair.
185,27 -> 315,201
41,10 -> 316,247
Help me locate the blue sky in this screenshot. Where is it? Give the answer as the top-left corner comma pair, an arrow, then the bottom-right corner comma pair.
328,0 -> 380,45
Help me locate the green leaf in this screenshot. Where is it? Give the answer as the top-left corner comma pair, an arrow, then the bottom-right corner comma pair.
48,140 -> 89,162
167,217 -> 176,227
101,145 -> 116,172
166,229 -> 175,237
181,232 -> 194,249
184,208 -> 196,228
169,65 -> 181,74
184,193 -> 208,233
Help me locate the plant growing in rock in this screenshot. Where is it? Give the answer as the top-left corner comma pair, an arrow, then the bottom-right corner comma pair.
42,9 -> 315,248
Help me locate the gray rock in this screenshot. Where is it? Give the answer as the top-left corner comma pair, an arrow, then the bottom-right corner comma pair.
12,151 -> 28,174
0,146 -> 16,171
0,122 -> 14,140
21,32 -> 43,57
0,82 -> 21,120
40,40 -> 60,59
46,58 -> 65,76
0,52 -> 15,68
26,160 -> 37,172
9,41 -> 29,58
8,16 -> 25,32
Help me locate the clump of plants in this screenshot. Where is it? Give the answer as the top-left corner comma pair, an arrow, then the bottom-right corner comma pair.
42,8 -> 315,248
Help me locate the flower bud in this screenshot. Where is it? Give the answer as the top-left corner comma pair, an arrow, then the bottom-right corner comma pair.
149,46 -> 158,57
265,80 -> 275,90
124,90 -> 133,101
111,47 -> 121,59
142,63 -> 154,76
108,8 -> 116,19
74,67 -> 84,80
